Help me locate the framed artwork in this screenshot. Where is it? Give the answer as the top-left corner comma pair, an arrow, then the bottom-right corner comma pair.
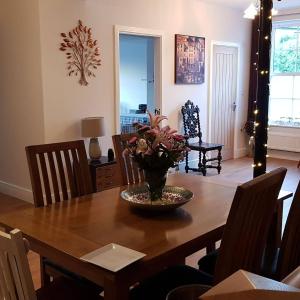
175,34 -> 205,84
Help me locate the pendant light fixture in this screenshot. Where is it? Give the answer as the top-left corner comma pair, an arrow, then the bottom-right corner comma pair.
243,1 -> 278,19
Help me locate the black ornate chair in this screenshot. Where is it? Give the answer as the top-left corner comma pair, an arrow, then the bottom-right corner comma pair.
181,100 -> 223,176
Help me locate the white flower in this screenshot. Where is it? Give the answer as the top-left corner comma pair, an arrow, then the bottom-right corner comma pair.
136,139 -> 148,154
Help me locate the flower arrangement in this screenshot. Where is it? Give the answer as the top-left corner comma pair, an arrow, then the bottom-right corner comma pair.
125,112 -> 189,171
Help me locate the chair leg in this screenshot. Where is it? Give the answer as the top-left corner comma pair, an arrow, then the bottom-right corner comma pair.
198,151 -> 202,172
206,241 -> 216,254
202,151 -> 207,176
217,148 -> 222,174
185,151 -> 189,173
40,256 -> 51,286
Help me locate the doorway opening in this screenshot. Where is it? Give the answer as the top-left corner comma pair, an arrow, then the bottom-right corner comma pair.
114,26 -> 162,134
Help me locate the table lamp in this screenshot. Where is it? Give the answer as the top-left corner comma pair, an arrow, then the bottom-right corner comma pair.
81,117 -> 105,161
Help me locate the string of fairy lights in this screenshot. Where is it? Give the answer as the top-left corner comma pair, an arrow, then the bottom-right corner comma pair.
249,0 -> 274,177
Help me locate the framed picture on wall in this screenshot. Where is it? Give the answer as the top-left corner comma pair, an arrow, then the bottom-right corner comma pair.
175,34 -> 205,84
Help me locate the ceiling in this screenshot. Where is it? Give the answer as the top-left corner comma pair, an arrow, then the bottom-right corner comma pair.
203,0 -> 300,11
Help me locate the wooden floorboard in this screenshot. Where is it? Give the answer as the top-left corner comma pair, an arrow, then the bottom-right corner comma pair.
0,157 -> 299,289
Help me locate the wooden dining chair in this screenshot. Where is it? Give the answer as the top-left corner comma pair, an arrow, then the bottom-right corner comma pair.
26,140 -> 93,207
0,229 -> 101,300
213,167 -> 287,284
130,168 -> 288,300
112,134 -> 145,185
276,180 -> 300,280
26,140 -> 95,287
197,167 -> 287,284
181,100 -> 223,176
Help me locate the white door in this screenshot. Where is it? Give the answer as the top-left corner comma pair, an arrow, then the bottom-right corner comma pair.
210,45 -> 238,160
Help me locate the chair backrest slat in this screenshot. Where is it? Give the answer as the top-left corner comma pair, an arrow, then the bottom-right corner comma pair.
38,153 -> 52,205
77,143 -> 94,194
26,150 -> 44,207
55,150 -> 68,200
0,260 -> 10,300
47,152 -> 61,202
8,251 -> 25,300
70,148 -> 82,195
214,167 -> 287,284
277,180 -> 300,280
113,134 -> 144,185
63,149 -> 77,198
0,229 -> 36,300
26,140 -> 93,207
0,251 -> 18,300
125,155 -> 135,184
130,157 -> 139,184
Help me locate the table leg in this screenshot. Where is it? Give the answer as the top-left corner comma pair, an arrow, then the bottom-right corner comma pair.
104,277 -> 130,300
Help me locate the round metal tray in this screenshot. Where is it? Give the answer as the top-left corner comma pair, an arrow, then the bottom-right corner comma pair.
121,185 -> 193,211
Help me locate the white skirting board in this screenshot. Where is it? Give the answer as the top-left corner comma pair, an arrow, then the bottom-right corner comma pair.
234,147 -> 247,159
268,149 -> 300,161
0,180 -> 33,203
268,128 -> 300,153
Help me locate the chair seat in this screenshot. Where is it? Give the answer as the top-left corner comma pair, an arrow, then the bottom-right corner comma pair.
36,276 -> 102,300
188,142 -> 223,151
166,284 -> 210,300
43,258 -> 103,293
130,265 -> 212,300
197,249 -> 219,276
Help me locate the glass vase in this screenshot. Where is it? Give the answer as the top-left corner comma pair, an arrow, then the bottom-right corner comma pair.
144,168 -> 168,201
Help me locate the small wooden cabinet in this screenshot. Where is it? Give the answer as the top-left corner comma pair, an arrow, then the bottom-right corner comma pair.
89,157 -> 122,192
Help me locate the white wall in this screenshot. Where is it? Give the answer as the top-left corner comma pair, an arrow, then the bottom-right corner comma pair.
38,0 -> 251,153
269,126 -> 300,153
0,0 -> 252,201
0,0 -> 44,201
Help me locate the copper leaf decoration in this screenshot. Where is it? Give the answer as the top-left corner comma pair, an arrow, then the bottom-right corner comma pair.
59,20 -> 101,86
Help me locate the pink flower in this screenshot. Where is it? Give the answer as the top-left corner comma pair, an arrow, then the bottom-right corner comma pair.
148,111 -> 167,128
174,134 -> 184,142
129,136 -> 138,144
161,125 -> 177,135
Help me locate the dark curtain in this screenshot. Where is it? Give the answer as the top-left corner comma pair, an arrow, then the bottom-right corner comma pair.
247,16 -> 260,122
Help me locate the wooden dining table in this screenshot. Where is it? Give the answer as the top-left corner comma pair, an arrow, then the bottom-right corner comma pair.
0,173 -> 292,300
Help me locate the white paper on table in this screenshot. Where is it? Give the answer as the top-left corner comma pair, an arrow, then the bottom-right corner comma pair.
80,243 -> 146,272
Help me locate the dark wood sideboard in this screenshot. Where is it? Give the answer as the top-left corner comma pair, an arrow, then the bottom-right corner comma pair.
89,157 -> 122,192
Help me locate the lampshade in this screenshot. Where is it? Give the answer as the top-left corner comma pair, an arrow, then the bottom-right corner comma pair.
81,117 -> 105,138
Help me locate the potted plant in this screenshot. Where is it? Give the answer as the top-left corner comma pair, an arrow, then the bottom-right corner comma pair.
243,120 -> 255,157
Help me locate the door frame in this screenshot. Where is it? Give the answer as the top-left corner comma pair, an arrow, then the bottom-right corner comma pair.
114,25 -> 163,134
208,41 -> 240,159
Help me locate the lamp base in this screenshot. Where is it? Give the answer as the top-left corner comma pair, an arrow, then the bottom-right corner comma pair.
89,137 -> 101,161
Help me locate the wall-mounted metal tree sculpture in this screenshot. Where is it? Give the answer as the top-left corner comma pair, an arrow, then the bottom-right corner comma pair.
60,20 -> 101,86
253,0 -> 273,177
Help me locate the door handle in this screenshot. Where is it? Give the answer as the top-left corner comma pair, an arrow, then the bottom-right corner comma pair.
232,102 -> 237,112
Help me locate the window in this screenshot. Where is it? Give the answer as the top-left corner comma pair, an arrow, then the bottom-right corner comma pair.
269,21 -> 300,127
